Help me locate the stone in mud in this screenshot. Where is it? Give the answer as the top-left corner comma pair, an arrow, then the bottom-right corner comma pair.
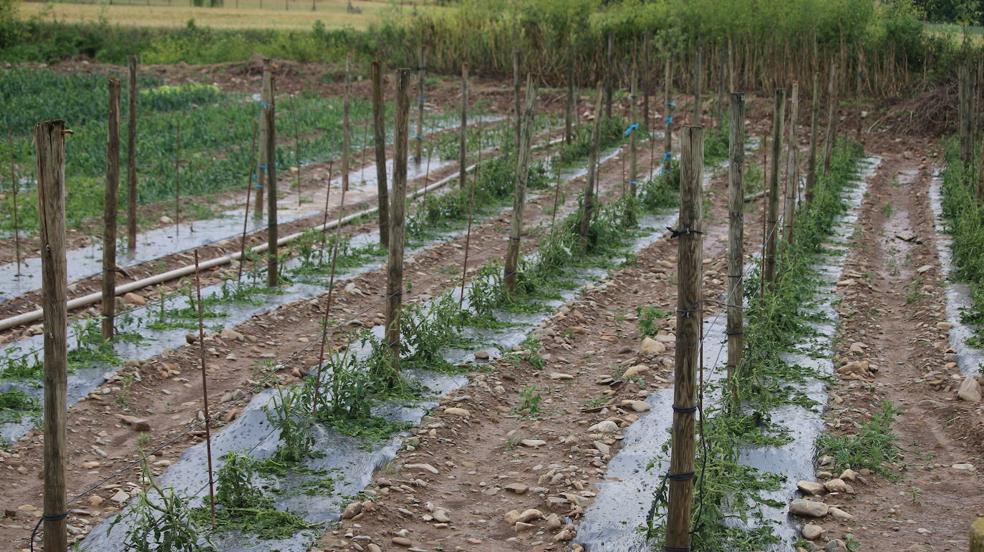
838,468 -> 858,482
549,372 -> 575,380
545,513 -> 563,529
504,483 -> 528,495
554,527 -> 575,542
825,539 -> 849,552
593,441 -> 611,455
789,499 -> 829,518
588,420 -> 619,434
367,545 -> 382,552
220,328 -> 244,341
828,506 -> 854,521
520,439 -> 547,448
516,508 -> 543,523
504,510 -> 523,525
797,480 -> 826,496
837,360 -> 869,377
342,502 -> 363,519
117,415 -> 150,432
622,364 -> 649,378
621,399 -> 651,412
824,478 -> 853,494
444,407 -> 471,417
405,463 -> 439,475
391,536 -> 413,547
123,292 -> 146,306
475,351 -> 490,360
802,523 -> 824,540
86,495 -> 104,508
110,490 -> 129,505
432,508 -> 451,523
957,376 -> 981,402
514,521 -> 535,532
640,337 -> 665,356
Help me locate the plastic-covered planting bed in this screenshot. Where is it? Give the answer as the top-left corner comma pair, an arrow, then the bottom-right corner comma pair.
77,193 -> 683,552
0,144 -> 626,445
928,171 -> 984,377
0,115 -> 505,302
575,157 -> 880,551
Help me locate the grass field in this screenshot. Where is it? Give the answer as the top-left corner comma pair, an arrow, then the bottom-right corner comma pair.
18,0 -> 441,30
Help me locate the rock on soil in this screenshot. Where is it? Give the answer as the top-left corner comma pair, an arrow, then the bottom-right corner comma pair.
958,376 -> 981,402
789,498 -> 829,518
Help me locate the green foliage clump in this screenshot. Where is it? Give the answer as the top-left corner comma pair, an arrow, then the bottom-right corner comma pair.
818,401 -> 899,477
0,388 -> 37,424
637,305 -> 668,337
639,160 -> 680,211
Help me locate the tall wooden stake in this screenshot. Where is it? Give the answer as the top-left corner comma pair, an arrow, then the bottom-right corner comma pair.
371,60 -> 389,247
726,93 -> 744,409
255,60 -> 272,219
126,55 -> 138,253
265,71 -> 278,288
629,59 -> 639,196
665,125 -> 704,551
664,56 -> 674,174
764,89 -> 785,289
783,81 -> 799,245
415,45 -> 425,163
193,250 -> 216,528
237,122 -> 259,283
459,115 -> 483,310
102,78 -> 121,340
513,46 -> 522,149
565,41 -> 575,145
604,33 -> 614,119
174,121 -> 181,236
7,133 -> 21,275
318,161 -> 335,265
37,119 -> 69,552
579,84 -> 604,250
459,63 -> 469,189
805,71 -> 820,207
823,62 -> 837,175
386,68 -> 411,365
504,75 -> 537,293
342,55 -> 352,192
692,42 -> 703,124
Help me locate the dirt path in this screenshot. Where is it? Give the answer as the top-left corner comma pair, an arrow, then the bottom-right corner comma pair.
812,142 -> 984,551
316,157 -> 768,552
0,134 -> 653,552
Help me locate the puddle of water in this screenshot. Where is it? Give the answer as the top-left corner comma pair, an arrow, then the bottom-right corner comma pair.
77,200 -> 681,552
928,172 -> 984,377
576,157 -> 880,551
0,116 -> 508,303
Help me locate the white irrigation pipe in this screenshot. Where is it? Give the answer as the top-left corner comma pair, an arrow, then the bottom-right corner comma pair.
0,136 -> 567,332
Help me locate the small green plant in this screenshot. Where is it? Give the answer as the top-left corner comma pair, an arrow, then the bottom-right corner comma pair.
818,401 -> 899,477
882,202 -> 894,217
116,372 -> 135,411
0,389 -> 39,424
264,387 -> 316,464
637,305 -> 669,337
514,385 -> 542,418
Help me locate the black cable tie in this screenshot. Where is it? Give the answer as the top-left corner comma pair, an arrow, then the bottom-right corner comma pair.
667,226 -> 703,238
42,512 -> 69,522
665,546 -> 691,552
666,471 -> 695,481
725,330 -> 744,336
672,404 -> 698,414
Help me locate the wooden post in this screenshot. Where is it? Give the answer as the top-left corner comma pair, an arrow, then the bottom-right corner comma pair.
806,71 -> 820,207
193,250 -> 217,527
504,75 -> 537,293
459,63 -> 468,189
604,33 -> 614,120
579,84 -> 604,250
643,33 -> 651,131
513,46 -> 522,149
692,42 -> 703,125
726,93 -> 744,409
126,56 -> 138,253
265,71 -> 278,288
665,125 -> 704,551
459,114 -> 483,309
36,120 -> 69,552
629,59 -> 639,196
371,61 -> 389,248
415,45 -> 425,163
342,55 -> 352,192
255,60 -> 272,219
386,68 -> 411,365
783,81 -> 799,245
664,56 -> 674,174
237,122 -> 259,283
855,51 -> 864,146
823,62 -> 837,175
565,42 -> 575,145
764,89 -> 785,289
102,78 -> 121,340
318,161 -> 334,266
174,121 -> 181,236
970,517 -> 984,552
7,133 -> 21,275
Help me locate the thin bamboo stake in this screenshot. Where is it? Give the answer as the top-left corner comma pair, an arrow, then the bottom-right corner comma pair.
579,83 -> 604,250
458,114 -> 482,310
255,59 -> 271,219
504,75 -> 537,293
823,62 -> 837,175
415,45 -> 425,163
372,61 -> 389,247
174,120 -> 181,237
7,133 -> 21,276
237,122 -> 260,283
764,89 -> 785,289
342,55 -> 352,192
265,71 -> 278,288
783,81 -> 799,245
664,56 -> 674,174
806,71 -> 820,208
193,250 -> 216,528
126,55 -> 138,253
665,125 -> 704,552
318,161 -> 335,266
459,63 -> 469,189
726,93 -> 745,410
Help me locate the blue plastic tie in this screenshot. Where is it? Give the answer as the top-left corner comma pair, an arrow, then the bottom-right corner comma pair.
623,123 -> 639,137
663,152 -> 673,161
665,114 -> 673,125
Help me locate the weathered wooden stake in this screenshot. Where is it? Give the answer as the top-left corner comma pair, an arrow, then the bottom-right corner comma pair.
342,55 -> 352,192
783,81 -> 799,245
265,71 -> 278,288
174,120 -> 181,236
692,42 -> 703,124
565,42 -> 575,145
504,75 -> 537,293
604,33 -> 614,119
415,45 -> 425,163
126,55 -> 138,253
629,59 -> 639,196
237,122 -> 259,283
7,133 -> 21,275
726,93 -> 744,410
579,84 -> 604,250
192,250 -> 216,528
823,62 -> 837,175
764,89 -> 785,289
513,46 -> 522,149
805,71 -> 820,207
665,125 -> 704,551
294,108 -> 303,207
36,119 -> 69,552
459,63 -> 469,189
386,69 -> 411,366
459,115 -> 483,310
664,56 -> 674,174
255,60 -> 272,219
102,78 -> 121,340
371,61 -> 389,247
